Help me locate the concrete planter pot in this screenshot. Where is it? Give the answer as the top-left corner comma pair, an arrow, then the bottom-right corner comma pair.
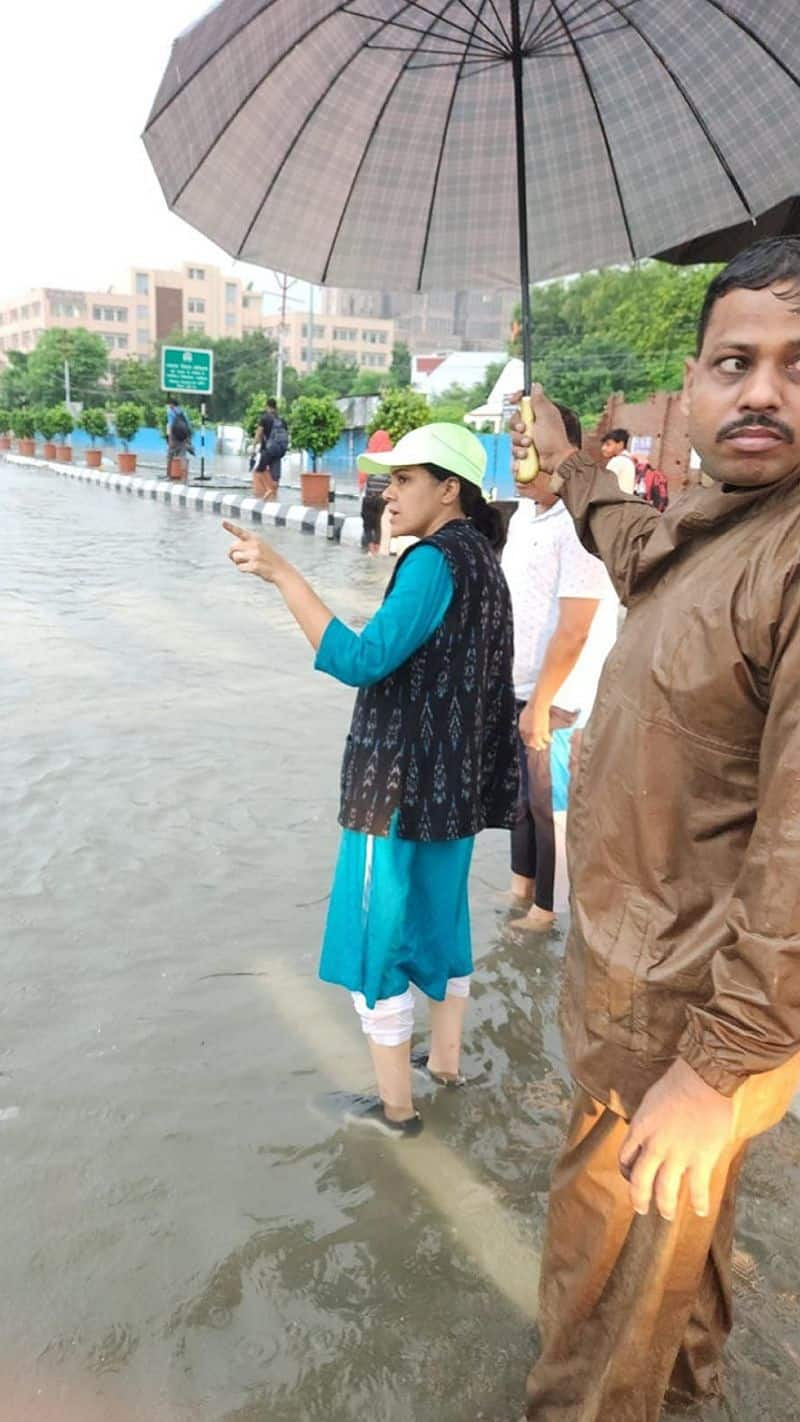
85,449 -> 103,469
117,452 -> 137,474
54,444 -> 72,463
18,439 -> 35,456
42,442 -> 57,460
300,471 -> 331,508
0,435 -> 11,451
168,455 -> 188,482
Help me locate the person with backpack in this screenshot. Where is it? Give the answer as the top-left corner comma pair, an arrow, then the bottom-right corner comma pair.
224,423 -> 518,1137
165,395 -> 194,480
251,397 -> 288,500
633,455 -> 670,512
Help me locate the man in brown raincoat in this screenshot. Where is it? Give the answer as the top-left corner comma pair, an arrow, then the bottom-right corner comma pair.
511,238 -> 800,1420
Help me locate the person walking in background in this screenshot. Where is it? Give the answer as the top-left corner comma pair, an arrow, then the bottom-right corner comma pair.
165,394 -> 193,480
251,397 -> 288,500
600,427 -> 637,494
510,237 -> 800,1421
502,405 -> 617,932
360,428 -> 394,554
224,424 -> 517,1137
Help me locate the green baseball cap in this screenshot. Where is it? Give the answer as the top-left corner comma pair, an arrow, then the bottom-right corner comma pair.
357,422 -> 486,488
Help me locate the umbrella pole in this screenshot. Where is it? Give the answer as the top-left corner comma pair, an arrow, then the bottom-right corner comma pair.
510,0 -> 532,390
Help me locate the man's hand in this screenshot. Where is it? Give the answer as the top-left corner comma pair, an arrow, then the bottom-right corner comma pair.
519,698 -> 552,752
619,1057 -> 735,1221
223,521 -> 291,584
509,384 -> 578,476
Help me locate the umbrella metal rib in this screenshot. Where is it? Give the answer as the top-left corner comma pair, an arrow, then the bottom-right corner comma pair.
600,0 -> 754,223
321,0 -> 467,283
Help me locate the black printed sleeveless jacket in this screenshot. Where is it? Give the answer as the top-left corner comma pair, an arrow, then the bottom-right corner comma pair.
338,519 -> 518,840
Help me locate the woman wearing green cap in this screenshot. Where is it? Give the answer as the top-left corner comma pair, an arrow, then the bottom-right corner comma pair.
224,423 -> 518,1136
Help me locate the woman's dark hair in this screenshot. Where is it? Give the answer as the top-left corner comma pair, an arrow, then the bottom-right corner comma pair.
556,402 -> 582,449
423,463 -> 504,551
696,237 -> 800,355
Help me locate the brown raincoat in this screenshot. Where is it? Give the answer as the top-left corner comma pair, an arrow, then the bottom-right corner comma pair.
555,452 -> 800,1117
525,454 -> 800,1422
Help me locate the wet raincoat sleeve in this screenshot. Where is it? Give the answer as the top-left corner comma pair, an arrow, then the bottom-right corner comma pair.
678,573 -> 800,1094
551,451 -> 662,604
313,544 -> 454,688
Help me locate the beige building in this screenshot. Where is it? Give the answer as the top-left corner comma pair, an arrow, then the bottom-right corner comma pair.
0,262 -> 268,366
261,309 -> 395,373
323,285 -> 514,352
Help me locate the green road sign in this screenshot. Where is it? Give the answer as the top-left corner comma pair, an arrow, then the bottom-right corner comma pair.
161,345 -> 214,395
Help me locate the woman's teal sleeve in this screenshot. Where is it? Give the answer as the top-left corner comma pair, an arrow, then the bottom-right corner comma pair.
314,545 -> 454,688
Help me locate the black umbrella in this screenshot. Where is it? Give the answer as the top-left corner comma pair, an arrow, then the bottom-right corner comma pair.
658,194 -> 800,267
145,2 -> 800,391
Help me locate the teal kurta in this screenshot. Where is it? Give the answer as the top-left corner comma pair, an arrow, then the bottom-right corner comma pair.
314,544 -> 474,1008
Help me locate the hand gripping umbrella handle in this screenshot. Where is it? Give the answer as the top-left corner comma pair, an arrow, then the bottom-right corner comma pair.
515,395 -> 540,484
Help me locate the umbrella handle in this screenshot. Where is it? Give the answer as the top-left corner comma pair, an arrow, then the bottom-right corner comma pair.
515,396 -> 540,484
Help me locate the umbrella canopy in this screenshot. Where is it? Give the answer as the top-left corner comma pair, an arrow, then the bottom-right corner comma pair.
658,193 -> 800,266
145,1 -> 800,381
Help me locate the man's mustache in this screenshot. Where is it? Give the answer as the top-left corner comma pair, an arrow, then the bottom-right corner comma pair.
716,413 -> 794,443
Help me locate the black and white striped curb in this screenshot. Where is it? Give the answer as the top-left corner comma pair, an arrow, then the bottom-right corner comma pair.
3,454 -> 364,547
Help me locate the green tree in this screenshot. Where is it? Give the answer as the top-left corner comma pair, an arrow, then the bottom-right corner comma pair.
0,351 -> 31,410
368,388 -> 431,442
26,328 -> 108,406
49,405 -> 74,439
0,407 -> 11,434
289,395 -> 344,470
508,260 -> 721,421
389,341 -> 412,388
114,403 -> 143,451
80,408 -> 109,445
37,406 -> 61,442
111,357 -> 162,411
11,408 -> 36,439
303,351 -> 360,400
349,370 -> 383,397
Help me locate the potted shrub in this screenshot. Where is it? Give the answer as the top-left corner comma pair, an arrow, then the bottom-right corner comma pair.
289,395 -> 344,507
80,408 -> 109,468
114,403 -> 142,474
51,406 -> 74,463
12,408 -> 36,456
38,406 -> 60,460
0,408 -> 12,452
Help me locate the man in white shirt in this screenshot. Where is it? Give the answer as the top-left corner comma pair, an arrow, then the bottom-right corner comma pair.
501,406 -> 618,931
601,427 -> 637,495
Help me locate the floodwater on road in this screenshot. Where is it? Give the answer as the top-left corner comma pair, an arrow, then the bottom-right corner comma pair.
1,461 -> 799,1422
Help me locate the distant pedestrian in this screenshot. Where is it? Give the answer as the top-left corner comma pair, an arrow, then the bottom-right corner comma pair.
502,404 -> 618,932
166,395 -> 193,480
360,428 -> 393,554
601,427 -> 637,495
224,423 -> 518,1137
251,397 -> 288,500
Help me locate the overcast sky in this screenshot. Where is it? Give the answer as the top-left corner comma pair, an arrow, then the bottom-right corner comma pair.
0,1 -> 311,311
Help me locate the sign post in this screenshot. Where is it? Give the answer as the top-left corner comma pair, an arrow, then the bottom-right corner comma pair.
161,346 -> 214,483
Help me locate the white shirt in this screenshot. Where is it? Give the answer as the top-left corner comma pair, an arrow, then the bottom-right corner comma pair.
501,498 -> 618,713
606,452 -> 637,495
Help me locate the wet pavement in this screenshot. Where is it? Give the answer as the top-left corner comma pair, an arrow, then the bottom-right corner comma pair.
1,460 -> 799,1421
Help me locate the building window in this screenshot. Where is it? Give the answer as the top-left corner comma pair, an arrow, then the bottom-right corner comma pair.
225,312 -> 236,328
21,305 -> 29,319
50,300 -> 84,318
138,329 -> 150,345
187,322 -> 205,333
136,304 -> 149,320
332,327 -> 358,342
92,305 -> 128,323
187,298 -> 206,314
225,282 -> 237,304
136,273 -> 149,295
187,267 -> 205,281
301,322 -> 325,339
31,302 -> 41,318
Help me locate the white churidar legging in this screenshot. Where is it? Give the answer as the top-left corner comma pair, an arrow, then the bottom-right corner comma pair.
351,976 -> 471,1046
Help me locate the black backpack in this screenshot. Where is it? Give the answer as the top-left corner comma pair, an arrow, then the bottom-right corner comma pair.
171,411 -> 191,442
264,416 -> 289,459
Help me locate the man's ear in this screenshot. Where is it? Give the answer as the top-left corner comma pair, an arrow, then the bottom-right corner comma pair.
680,357 -> 695,418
